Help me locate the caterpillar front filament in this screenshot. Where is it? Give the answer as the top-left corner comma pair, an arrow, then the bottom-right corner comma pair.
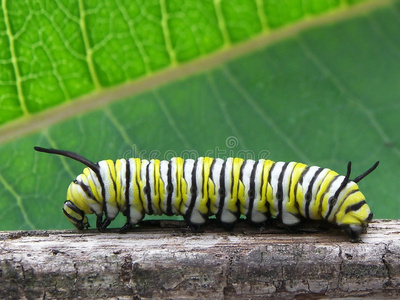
34,146 -> 379,242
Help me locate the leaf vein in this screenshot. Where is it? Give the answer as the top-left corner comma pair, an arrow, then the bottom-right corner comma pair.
0,172 -> 35,229
298,37 -> 400,158
2,0 -> 29,116
160,0 -> 177,65
213,0 -> 231,46
222,65 -> 311,163
154,91 -> 192,150
78,0 -> 101,89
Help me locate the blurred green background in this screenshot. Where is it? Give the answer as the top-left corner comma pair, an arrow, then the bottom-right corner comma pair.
0,0 -> 399,230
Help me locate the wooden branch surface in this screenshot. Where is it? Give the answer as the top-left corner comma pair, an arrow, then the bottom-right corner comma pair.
1,219 -> 400,299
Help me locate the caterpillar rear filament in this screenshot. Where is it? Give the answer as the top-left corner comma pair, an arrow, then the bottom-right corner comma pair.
34,146 -> 379,242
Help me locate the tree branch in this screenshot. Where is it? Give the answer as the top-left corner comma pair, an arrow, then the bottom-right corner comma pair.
1,219 -> 399,299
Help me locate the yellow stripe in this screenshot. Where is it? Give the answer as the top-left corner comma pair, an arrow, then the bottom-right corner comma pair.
67,183 -> 91,214
106,160 -> 117,209
115,159 -> 125,207
133,158 -> 143,213
310,170 -> 332,218
258,160 -> 274,213
340,199 -> 369,225
84,167 -> 102,202
266,162 -> 277,216
64,205 -> 85,220
317,170 -> 339,216
208,176 -> 216,214
238,180 -> 246,214
286,163 -> 307,215
199,157 -> 213,214
334,185 -> 361,223
227,158 -> 244,213
159,171 -> 166,213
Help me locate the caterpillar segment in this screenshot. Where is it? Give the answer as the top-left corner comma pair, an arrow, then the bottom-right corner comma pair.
34,147 -> 378,242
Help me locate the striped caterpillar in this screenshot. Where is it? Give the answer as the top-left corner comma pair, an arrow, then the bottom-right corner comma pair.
34,146 -> 379,242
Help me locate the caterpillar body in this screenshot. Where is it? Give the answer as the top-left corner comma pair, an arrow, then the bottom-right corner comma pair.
34,147 -> 379,242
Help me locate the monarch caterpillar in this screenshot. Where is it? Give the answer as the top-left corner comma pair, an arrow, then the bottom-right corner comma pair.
34,146 -> 378,242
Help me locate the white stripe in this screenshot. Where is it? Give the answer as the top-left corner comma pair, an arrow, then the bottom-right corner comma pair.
240,159 -> 256,215
189,158 -> 206,224
220,157 -> 236,224
307,168 -> 330,220
249,160 -> 268,223
128,158 -> 143,224
98,160 -> 119,220
280,162 -> 299,225
326,180 -> 357,222
159,160 -> 169,214
118,159 -> 127,213
268,161 -> 286,218
209,158 -> 224,213
148,160 -> 157,214
170,158 -> 178,215
298,166 -> 320,218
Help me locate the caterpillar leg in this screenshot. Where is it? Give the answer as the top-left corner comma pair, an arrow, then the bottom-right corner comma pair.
218,221 -> 235,231
96,215 -> 103,231
119,222 -> 132,234
342,224 -> 364,243
100,218 -> 112,231
281,211 -> 301,227
183,214 -> 205,232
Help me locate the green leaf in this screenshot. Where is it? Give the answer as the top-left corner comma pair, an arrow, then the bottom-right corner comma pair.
0,0 -> 399,230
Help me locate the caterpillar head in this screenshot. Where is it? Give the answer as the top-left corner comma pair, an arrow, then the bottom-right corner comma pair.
34,147 -> 103,230
63,199 -> 90,230
330,161 -> 379,242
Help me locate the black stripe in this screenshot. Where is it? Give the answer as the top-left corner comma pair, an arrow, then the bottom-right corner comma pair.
63,205 -> 83,225
246,161 -> 258,221
216,160 -> 227,221
64,200 -> 83,215
276,163 -> 289,221
201,159 -> 205,204
259,161 -> 265,207
293,166 -> 310,212
210,158 -> 217,180
315,170 -> 330,216
230,159 -> 235,196
239,160 -> 246,182
304,167 -> 324,219
186,159 -> 199,222
345,200 -> 366,214
332,189 -> 360,222
124,160 -> 131,218
154,160 -> 159,214
166,160 -> 173,216
333,175 -> 349,199
137,161 -> 145,210
266,162 -> 276,215
145,162 -> 153,215
78,181 -> 98,203
181,159 -> 187,212
323,175 -> 340,220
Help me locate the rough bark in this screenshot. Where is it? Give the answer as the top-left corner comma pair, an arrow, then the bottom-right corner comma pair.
1,219 -> 399,299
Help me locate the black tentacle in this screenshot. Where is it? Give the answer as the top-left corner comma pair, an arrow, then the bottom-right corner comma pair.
353,161 -> 379,183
